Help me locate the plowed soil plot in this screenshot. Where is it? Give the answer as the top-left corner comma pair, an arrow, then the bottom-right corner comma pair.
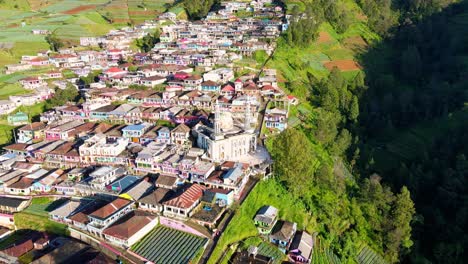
317,31 -> 332,43
63,5 -> 96,14
324,60 -> 362,71
343,36 -> 368,50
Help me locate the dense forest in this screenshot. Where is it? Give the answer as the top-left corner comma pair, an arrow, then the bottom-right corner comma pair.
357,0 -> 468,262
271,0 -> 467,263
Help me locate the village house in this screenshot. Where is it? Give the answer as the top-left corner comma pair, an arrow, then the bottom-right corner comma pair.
19,77 -> 45,89
5,63 -> 32,74
17,122 -> 46,144
102,210 -> 158,248
87,166 -> 126,189
289,231 -> 315,263
269,220 -> 297,253
44,142 -> 80,168
203,68 -> 234,83
0,197 -> 29,214
5,176 -> 34,195
9,93 -> 42,107
170,123 -> 191,146
138,187 -> 174,213
32,29 -> 50,35
139,75 -> 166,87
163,183 -> 207,219
44,120 -> 84,141
200,80 -> 221,93
122,123 -> 152,143
87,198 -> 134,238
49,199 -> 94,224
254,205 -> 278,235
264,107 -> 288,131
41,71 -> 62,79
7,112 -> 29,126
0,100 -> 16,115
80,37 -> 106,46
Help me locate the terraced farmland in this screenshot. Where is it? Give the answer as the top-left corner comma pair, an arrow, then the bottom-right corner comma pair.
131,225 -> 208,264
356,245 -> 387,264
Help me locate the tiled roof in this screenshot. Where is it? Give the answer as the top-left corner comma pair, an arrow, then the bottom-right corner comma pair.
4,143 -> 29,152
2,239 -> 33,257
201,80 -> 219,86
19,122 -> 46,131
139,187 -> 174,205
155,174 -> 178,187
164,184 -> 206,209
171,123 -> 190,133
0,197 -> 28,208
89,198 -> 133,220
48,142 -> 75,155
103,211 -> 155,240
9,177 -> 34,189
270,220 -> 297,241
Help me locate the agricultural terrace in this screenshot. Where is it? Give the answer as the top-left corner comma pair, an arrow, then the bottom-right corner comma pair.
0,0 -> 168,67
131,225 -> 208,264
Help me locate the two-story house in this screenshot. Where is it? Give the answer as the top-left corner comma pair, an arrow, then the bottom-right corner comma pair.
254,205 -> 278,235
87,198 -> 134,238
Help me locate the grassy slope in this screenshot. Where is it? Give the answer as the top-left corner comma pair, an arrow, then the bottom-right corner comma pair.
208,179 -> 318,264
14,197 -> 69,236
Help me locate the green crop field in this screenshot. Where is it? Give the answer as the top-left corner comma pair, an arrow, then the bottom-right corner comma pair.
0,0 -> 174,66
23,197 -> 68,216
14,212 -> 69,236
131,225 -> 208,264
356,245 -> 387,264
0,83 -> 30,100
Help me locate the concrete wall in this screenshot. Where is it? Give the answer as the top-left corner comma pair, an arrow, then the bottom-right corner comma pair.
160,216 -> 208,238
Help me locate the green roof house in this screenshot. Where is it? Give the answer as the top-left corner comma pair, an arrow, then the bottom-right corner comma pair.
8,112 -> 29,125
254,205 -> 278,235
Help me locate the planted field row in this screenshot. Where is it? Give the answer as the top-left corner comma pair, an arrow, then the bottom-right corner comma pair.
257,242 -> 284,264
311,247 -> 341,264
131,225 -> 207,264
356,246 -> 387,264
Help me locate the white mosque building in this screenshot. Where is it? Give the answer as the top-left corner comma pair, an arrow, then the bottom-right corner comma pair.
194,100 -> 257,162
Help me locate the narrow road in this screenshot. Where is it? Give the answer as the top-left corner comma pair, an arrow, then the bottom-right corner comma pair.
199,178 -> 259,264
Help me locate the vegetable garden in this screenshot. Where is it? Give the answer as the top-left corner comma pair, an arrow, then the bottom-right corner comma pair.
131,225 -> 208,264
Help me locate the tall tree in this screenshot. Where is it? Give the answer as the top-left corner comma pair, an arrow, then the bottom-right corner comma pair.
270,128 -> 316,196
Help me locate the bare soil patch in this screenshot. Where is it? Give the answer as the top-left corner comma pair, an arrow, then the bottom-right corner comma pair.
6,23 -> 19,28
356,13 -> 368,21
324,60 -> 362,71
63,5 -> 97,15
317,31 -> 332,43
128,10 -> 155,15
343,36 -> 368,51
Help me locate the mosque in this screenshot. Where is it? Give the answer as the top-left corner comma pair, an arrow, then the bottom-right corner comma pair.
194,99 -> 257,162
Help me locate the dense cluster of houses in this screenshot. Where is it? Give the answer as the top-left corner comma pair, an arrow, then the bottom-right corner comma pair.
0,1 -> 298,261
254,205 -> 316,263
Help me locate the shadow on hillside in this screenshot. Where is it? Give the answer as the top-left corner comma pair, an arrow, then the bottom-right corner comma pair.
355,1 -> 468,263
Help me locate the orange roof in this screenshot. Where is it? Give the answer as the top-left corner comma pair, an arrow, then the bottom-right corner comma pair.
102,211 -> 155,240
19,122 -> 46,131
106,67 -> 125,73
4,143 -> 29,151
90,198 -> 133,220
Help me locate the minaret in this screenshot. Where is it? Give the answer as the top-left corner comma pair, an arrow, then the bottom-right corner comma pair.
213,100 -> 224,140
244,96 -> 254,133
